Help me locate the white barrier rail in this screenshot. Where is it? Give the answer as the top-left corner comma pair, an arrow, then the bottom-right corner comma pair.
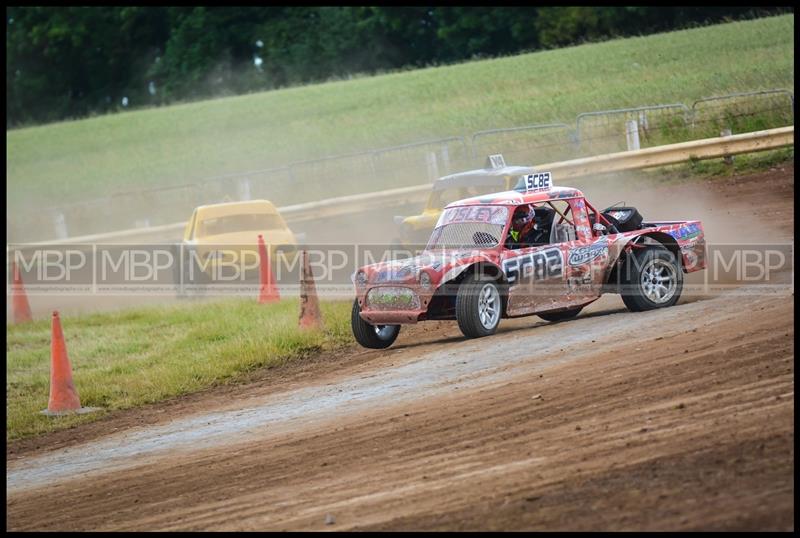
25,126 -> 793,246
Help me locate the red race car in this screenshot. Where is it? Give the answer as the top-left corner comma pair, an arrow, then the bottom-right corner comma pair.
351,172 -> 706,349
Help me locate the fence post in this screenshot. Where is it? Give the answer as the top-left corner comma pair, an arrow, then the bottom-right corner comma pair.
626,120 -> 641,151
426,151 -> 440,183
368,152 -> 379,180
440,145 -> 451,175
53,211 -> 69,240
720,128 -> 734,165
237,177 -> 252,201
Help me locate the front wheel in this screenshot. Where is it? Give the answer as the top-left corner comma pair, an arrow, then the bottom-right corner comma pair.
621,245 -> 683,312
456,276 -> 502,338
538,306 -> 583,322
351,299 -> 401,349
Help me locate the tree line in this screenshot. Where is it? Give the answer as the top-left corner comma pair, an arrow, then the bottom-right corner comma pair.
6,6 -> 791,127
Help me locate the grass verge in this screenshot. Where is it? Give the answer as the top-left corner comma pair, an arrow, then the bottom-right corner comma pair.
7,15 -> 793,207
645,148 -> 795,183
6,298 -> 353,441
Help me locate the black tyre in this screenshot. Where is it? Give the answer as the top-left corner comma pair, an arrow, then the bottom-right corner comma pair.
456,275 -> 502,338
620,245 -> 683,312
172,244 -> 190,299
538,306 -> 583,322
175,246 -> 212,299
351,299 -> 401,349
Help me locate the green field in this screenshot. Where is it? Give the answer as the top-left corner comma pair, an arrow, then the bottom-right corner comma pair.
6,15 -> 794,209
6,299 -> 353,440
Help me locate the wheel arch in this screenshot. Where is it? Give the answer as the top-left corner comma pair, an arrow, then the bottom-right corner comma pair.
452,261 -> 507,284
427,261 -> 508,319
605,231 -> 682,287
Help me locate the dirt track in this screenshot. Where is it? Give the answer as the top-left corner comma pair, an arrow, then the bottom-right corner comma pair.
6,166 -> 795,531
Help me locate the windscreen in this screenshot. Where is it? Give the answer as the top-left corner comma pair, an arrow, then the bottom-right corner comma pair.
431,184 -> 503,207
197,213 -> 284,237
426,205 -> 508,250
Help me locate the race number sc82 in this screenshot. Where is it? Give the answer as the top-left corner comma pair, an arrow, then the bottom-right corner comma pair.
524,172 -> 552,191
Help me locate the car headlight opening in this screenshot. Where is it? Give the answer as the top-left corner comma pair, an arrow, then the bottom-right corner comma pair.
419,271 -> 432,290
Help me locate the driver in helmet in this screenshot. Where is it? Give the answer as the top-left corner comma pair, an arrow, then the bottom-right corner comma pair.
507,204 -> 549,249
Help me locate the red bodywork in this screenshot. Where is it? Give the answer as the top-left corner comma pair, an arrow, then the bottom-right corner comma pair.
354,187 -> 706,325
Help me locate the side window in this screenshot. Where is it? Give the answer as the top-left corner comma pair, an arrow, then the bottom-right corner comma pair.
429,189 -> 462,209
547,200 -> 576,244
440,188 -> 470,206
184,209 -> 197,241
426,190 -> 442,211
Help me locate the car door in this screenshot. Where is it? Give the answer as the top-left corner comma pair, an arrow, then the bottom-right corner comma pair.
502,241 -> 566,316
502,198 -> 608,316
500,200 -> 567,318
558,197 -> 608,305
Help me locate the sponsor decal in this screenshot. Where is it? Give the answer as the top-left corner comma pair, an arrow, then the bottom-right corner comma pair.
395,265 -> 414,279
440,206 -> 508,225
568,237 -> 609,266
567,273 -> 593,293
373,254 -> 446,283
412,254 -> 444,271
373,269 -> 394,283
606,210 -> 629,221
553,190 -> 574,199
668,223 -> 702,241
503,247 -> 563,285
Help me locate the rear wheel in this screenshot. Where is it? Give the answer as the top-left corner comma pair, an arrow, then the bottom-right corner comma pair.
538,306 -> 583,322
456,275 -> 502,338
621,245 -> 683,312
351,299 -> 401,349
173,245 -> 209,299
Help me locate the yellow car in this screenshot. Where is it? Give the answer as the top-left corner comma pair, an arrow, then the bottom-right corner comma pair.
179,199 -> 298,283
394,156 -> 535,248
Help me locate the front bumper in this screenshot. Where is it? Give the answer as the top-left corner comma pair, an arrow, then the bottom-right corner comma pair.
356,285 -> 431,324
360,310 -> 427,324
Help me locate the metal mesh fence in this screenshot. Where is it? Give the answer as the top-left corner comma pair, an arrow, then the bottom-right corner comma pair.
690,90 -> 794,138
226,167 -> 295,206
288,151 -> 377,203
471,124 -> 577,166
373,137 -> 470,188
576,104 -> 692,155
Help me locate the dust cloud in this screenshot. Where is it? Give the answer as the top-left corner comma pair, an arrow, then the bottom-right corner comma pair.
8,163 -> 794,319
571,166 -> 792,245
572,164 -> 794,293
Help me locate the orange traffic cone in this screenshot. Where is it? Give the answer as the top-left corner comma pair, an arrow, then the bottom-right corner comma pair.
42,311 -> 82,415
257,234 -> 280,303
299,250 -> 323,330
11,260 -> 33,324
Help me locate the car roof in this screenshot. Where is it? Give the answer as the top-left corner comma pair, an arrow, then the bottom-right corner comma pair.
444,186 -> 584,208
194,199 -> 278,219
433,165 -> 537,191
